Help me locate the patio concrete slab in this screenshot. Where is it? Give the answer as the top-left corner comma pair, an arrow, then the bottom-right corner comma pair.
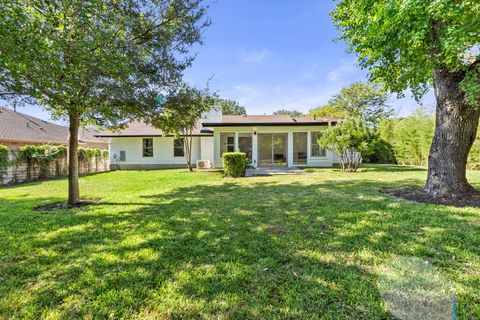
246,166 -> 306,176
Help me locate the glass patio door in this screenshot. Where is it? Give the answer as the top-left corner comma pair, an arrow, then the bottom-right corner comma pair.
238,133 -> 253,164
257,133 -> 288,166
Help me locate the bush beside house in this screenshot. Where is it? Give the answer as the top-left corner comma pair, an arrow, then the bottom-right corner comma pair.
0,145 -> 9,181
222,152 -> 247,177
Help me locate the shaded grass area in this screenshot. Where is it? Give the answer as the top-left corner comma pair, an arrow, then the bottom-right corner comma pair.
0,165 -> 479,319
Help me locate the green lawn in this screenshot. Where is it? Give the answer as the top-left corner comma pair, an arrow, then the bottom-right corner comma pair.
0,165 -> 479,319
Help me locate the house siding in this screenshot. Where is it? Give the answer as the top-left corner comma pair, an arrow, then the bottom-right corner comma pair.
109,136 -> 202,170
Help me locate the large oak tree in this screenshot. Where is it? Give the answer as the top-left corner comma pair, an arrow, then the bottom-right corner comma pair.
332,0 -> 480,198
0,0 -> 209,205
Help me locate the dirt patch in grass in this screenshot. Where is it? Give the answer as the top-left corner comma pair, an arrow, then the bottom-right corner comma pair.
381,187 -> 480,208
34,199 -> 99,211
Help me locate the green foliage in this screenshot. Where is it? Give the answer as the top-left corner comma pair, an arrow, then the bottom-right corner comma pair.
18,145 -> 65,163
307,104 -> 347,118
319,117 -> 375,171
0,145 -> 10,179
379,108 -> 435,166
328,82 -> 392,127
332,1 -> 480,106
101,150 -> 109,161
222,152 -> 247,177
0,0 -> 210,125
364,139 -> 397,164
217,99 -> 246,116
272,109 -> 303,117
78,148 -> 98,162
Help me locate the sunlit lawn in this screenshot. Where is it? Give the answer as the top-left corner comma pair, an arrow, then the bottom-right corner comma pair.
0,165 -> 479,319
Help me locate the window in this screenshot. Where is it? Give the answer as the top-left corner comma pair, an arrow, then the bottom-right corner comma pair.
220,133 -> 235,155
143,138 -> 153,157
173,139 -> 184,157
311,131 -> 326,157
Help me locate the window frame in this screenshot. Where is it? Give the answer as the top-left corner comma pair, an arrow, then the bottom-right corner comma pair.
310,131 -> 327,158
173,138 -> 185,157
220,132 -> 236,155
142,138 -> 154,157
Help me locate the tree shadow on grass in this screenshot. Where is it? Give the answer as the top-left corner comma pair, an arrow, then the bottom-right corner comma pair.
1,178 -> 479,319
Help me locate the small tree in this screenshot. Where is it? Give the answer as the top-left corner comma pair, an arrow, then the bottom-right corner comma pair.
0,0 -> 209,205
151,84 -> 216,171
307,104 -> 347,118
329,82 -> 392,127
319,117 -> 374,172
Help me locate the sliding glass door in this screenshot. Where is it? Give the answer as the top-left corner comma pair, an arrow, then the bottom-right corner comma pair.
258,133 -> 288,166
293,132 -> 308,165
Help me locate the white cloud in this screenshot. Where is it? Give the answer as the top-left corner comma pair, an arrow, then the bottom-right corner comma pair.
233,84 -> 262,105
240,48 -> 273,63
326,59 -> 356,82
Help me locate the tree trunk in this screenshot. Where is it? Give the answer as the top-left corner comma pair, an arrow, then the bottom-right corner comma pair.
424,68 -> 480,198
68,113 -> 81,206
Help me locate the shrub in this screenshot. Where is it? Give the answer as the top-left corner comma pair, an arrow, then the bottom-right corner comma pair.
0,145 -> 10,180
364,138 -> 397,164
18,145 -> 65,180
222,152 -> 247,177
101,150 -> 109,160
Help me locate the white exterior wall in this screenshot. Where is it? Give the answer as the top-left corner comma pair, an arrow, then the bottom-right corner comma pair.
200,136 -> 214,165
212,126 -> 335,168
109,136 -> 202,169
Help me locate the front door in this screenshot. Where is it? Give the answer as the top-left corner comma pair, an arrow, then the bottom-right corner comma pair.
258,133 -> 288,166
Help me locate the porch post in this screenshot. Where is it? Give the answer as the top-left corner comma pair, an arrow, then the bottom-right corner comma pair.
287,132 -> 293,167
252,130 -> 258,167
234,132 -> 239,152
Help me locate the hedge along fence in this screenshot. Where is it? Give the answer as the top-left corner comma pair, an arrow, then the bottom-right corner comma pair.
222,152 -> 247,178
0,144 -> 109,185
0,145 -> 9,181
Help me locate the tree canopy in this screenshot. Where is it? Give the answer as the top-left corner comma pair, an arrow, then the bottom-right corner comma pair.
307,104 -> 347,118
217,99 -> 246,116
332,0 -> 480,106
328,82 -> 392,127
272,109 -> 303,117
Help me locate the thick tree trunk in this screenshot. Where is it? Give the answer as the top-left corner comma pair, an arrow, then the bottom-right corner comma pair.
424,68 -> 480,198
68,113 -> 81,205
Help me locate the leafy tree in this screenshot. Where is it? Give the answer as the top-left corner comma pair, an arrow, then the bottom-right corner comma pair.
307,104 -> 347,118
329,82 -> 392,127
379,108 -> 435,166
151,84 -> 216,171
272,109 -> 303,117
319,117 -> 374,172
332,0 -> 480,198
0,0 -> 209,205
217,99 -> 246,116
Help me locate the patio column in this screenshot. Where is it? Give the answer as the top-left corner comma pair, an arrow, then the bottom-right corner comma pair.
252,131 -> 258,167
234,132 -> 239,152
287,132 -> 293,167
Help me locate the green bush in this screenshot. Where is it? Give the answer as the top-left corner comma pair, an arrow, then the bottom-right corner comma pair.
101,149 -> 109,160
0,145 -> 10,179
364,138 -> 397,164
222,152 -> 247,177
18,145 -> 66,180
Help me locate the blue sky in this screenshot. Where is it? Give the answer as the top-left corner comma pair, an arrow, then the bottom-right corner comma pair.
1,0 -> 435,122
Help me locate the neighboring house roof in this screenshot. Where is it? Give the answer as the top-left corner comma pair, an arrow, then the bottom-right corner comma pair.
0,107 -> 107,146
202,115 -> 340,127
95,120 -> 214,137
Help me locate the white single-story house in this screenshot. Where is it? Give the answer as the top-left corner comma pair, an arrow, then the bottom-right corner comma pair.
96,109 -> 340,169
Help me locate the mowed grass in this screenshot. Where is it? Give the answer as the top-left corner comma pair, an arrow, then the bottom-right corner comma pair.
0,165 -> 479,319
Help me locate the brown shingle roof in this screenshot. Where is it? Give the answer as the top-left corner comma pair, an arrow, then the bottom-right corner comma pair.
203,115 -> 340,126
95,120 -> 213,137
96,115 -> 340,137
0,107 -> 107,145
